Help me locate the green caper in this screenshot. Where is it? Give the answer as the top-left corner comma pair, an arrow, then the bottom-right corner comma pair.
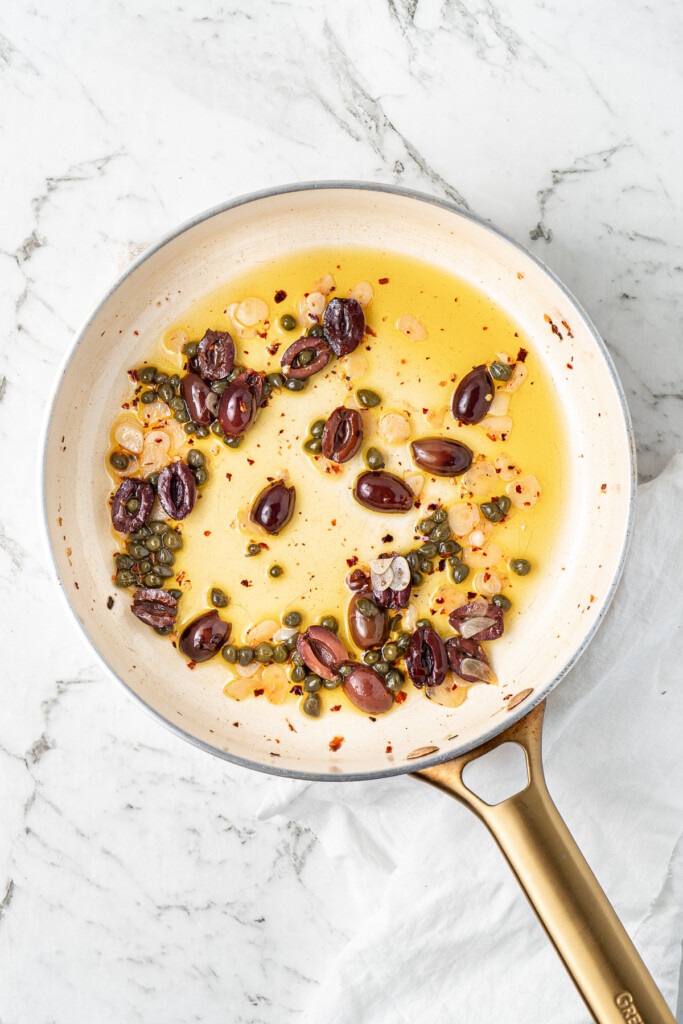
115,553 -> 135,571
156,566 -> 174,579
284,634 -> 300,651
382,642 -> 399,662
169,395 -> 186,412
154,372 -> 169,386
489,360 -> 514,381
365,447 -> 384,470
338,664 -> 353,677
163,531 -> 183,550
268,564 -> 283,578
227,364 -> 245,381
221,644 -> 238,664
238,646 -> 254,666
320,615 -> 338,632
430,524 -> 451,543
183,421 -> 198,435
303,437 -> 322,454
246,542 -> 262,557
416,618 -> 431,630
296,348 -> 315,367
140,390 -> 158,404
410,570 -> 423,587
272,644 -> 289,664
196,426 -> 210,440
138,366 -> 157,383
167,589 -> 182,600
130,526 -> 151,540
432,508 -> 448,524
510,558 -> 531,576
174,409 -> 190,424
156,547 -> 174,566
306,323 -> 324,338
419,559 -> 432,574
211,420 -> 225,436
284,378 -> 306,392
491,594 -> 512,611
406,550 -> 421,570
280,314 -> 297,331
145,535 -> 162,552
147,472 -> 160,489
303,674 -> 322,692
290,665 -> 306,683
385,669 -> 405,693
438,540 -> 458,556
143,573 -> 161,587
419,541 -> 437,558
323,677 -> 340,689
149,520 -> 168,535
155,624 -> 173,636
255,642 -> 274,664
138,559 -> 153,575
450,563 -> 470,584
356,597 -> 379,617
210,380 -> 229,397
193,467 -> 208,486
169,374 -> 180,388
302,693 -> 321,717
496,495 -> 512,515
481,502 -> 503,523
397,631 -> 412,649
449,541 -> 463,558
109,451 -> 129,471
389,615 -> 402,632
182,341 -> 199,357
284,611 -> 302,628
417,518 -> 436,534
374,660 -> 390,676
224,436 -> 243,448
128,542 -> 149,560
211,587 -> 229,608
309,419 -> 326,437
158,382 -> 174,403
114,569 -> 136,588
125,497 -> 140,514
356,389 -> 381,408
266,372 -> 286,389
363,650 -> 381,665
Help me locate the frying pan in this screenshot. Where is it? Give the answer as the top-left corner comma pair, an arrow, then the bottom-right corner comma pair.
41,183 -> 675,1023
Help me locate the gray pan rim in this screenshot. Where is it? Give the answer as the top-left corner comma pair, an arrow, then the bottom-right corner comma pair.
40,180 -> 637,782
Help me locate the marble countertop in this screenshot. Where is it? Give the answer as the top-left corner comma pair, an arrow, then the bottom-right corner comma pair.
2,1 -> 681,1021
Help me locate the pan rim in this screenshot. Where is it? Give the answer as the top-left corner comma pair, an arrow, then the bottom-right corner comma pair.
39,180 -> 637,781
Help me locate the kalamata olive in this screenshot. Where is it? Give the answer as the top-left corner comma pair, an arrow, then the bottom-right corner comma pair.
250,481 -> 296,535
321,407 -> 363,463
180,372 -> 215,426
343,664 -> 393,714
347,590 -> 390,650
405,625 -> 448,688
178,610 -> 230,662
217,370 -> 265,437
281,335 -> 331,379
131,588 -> 178,630
445,635 -> 491,682
410,437 -> 473,477
157,461 -> 196,520
297,625 -> 348,681
451,365 -> 494,424
370,553 -> 412,611
353,471 -> 415,514
323,297 -> 365,356
196,329 -> 235,381
111,478 -> 154,534
448,601 -> 504,641
346,568 -> 370,591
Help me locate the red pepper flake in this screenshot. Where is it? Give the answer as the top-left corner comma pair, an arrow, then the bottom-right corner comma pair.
187,661 -> 197,670
385,743 -> 393,753
600,483 -> 607,492
290,685 -> 303,696
395,692 -> 407,705
267,342 -> 281,356
287,719 -> 297,732
203,530 -> 211,536
330,705 -> 341,712
331,519 -> 337,526
482,325 -> 488,331
365,326 -> 377,337
240,579 -> 252,587
517,272 -> 524,279
225,472 -> 232,481
515,484 -> 522,493
329,736 -> 344,752
435,597 -> 444,605
247,458 -> 255,466
274,289 -> 287,303
590,595 -> 595,603
422,407 -> 428,414
233,722 -> 240,727
381,534 -> 394,543
254,689 -> 264,697
378,277 -> 389,284
346,556 -> 359,567
516,347 -> 528,362
561,320 -> 574,338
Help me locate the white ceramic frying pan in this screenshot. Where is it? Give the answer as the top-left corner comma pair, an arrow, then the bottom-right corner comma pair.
41,184 -> 674,1023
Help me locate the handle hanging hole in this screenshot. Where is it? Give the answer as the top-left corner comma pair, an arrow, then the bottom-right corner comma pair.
461,742 -> 529,805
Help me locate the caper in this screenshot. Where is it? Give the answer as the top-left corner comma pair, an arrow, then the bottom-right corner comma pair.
149,520 -> 168,535
320,615 -> 338,632
156,566 -> 174,579
410,570 -> 423,587
128,542 -> 148,560
338,664 -> 353,677
224,436 -> 243,448
285,634 -> 300,651
492,594 -> 512,611
196,426 -> 210,439
496,495 -> 512,515
193,467 -> 208,486
284,610 -> 302,628
362,651 -> 379,667
268,564 -> 283,578
255,642 -> 274,664
154,372 -> 169,386
449,541 -> 463,558
167,589 -> 182,600
284,378 -> 307,392
303,674 -> 322,692
356,597 -> 379,617
185,449 -> 204,470
481,502 -> 503,523
125,497 -> 140,514
145,535 -> 161,552
296,348 -> 314,367
143,573 -> 161,587
221,644 -> 238,664
138,559 -> 153,575
209,380 -> 228,397
211,420 -> 225,436
420,558 -> 433,573
489,360 -> 514,381
415,618 -> 431,630
419,541 -> 437,558
182,341 -> 199,357
156,547 -> 174,566
272,643 -> 289,664
114,569 -> 136,587
382,642 -> 399,662
174,409 -> 190,423
228,364 -> 245,381
141,390 -> 158,404
147,472 -> 160,489
290,665 -> 306,683
158,382 -> 174,403
169,374 -> 180,388
302,693 -> 321,717
438,540 -> 458,556
417,518 -> 436,534
109,451 -> 129,471
129,524 -> 151,540
115,553 -> 135,570
510,558 -> 531,576
406,550 -> 421,570
266,372 -> 285,389
365,447 -> 384,470
432,508 -> 448,524
323,677 -> 340,689
374,660 -> 390,676
356,389 -> 381,408
138,366 -> 157,383
169,395 -> 186,412
385,669 -> 405,693
211,587 -> 229,608
237,646 -> 254,666
397,631 -> 412,649
303,437 -> 322,454
430,524 -> 451,543
183,421 -> 198,435
306,323 -> 324,338
163,531 -> 183,550
246,542 -> 262,557
310,419 -> 326,437
450,563 -> 470,584
155,624 -> 173,636
280,314 -> 297,331
389,615 -> 402,632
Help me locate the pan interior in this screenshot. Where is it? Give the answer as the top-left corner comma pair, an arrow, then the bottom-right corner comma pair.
43,187 -> 633,778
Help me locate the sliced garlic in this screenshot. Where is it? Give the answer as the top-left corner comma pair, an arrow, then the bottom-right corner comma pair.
481,415 -> 512,441
261,664 -> 290,705
448,502 -> 481,537
245,619 -> 279,646
114,416 -> 144,455
236,297 -> 268,327
425,405 -> 447,429
223,675 -> 258,699
396,314 -> 427,341
404,472 -> 424,497
341,351 -> 369,379
156,417 -> 188,453
488,390 -> 510,417
235,662 -> 263,679
145,428 -> 171,453
139,437 -> 172,476
348,281 -> 373,307
163,328 -> 189,359
507,474 -> 541,509
390,556 -> 411,591
403,603 -> 419,630
139,401 -> 172,427
430,585 -> 468,616
460,617 -> 496,639
503,362 -> 529,393
378,412 -> 411,444
313,273 -> 335,295
466,542 -> 503,570
493,452 -> 520,481
301,291 -> 326,322
225,302 -> 257,338
462,461 -> 498,496
474,570 -> 505,596
426,674 -> 468,706
272,626 -> 298,643
459,659 -> 497,684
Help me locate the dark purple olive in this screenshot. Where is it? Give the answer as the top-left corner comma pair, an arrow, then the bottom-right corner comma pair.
111,478 -> 154,534
217,370 -> 264,437
445,635 -> 491,683
157,461 -> 196,520
405,625 -> 448,688
180,372 -> 215,426
322,407 -> 363,463
323,297 -> 365,356
179,610 -> 230,662
297,625 -> 348,681
410,437 -> 473,477
451,365 -> 494,424
250,481 -> 296,535
343,665 -> 393,714
196,329 -> 235,381
281,335 -> 331,379
353,471 -> 415,514
448,601 -> 504,642
131,588 -> 178,629
347,590 -> 390,650
346,568 -> 370,591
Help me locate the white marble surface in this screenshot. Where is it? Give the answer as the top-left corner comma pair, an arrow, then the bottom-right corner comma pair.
1,1 -> 681,1021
